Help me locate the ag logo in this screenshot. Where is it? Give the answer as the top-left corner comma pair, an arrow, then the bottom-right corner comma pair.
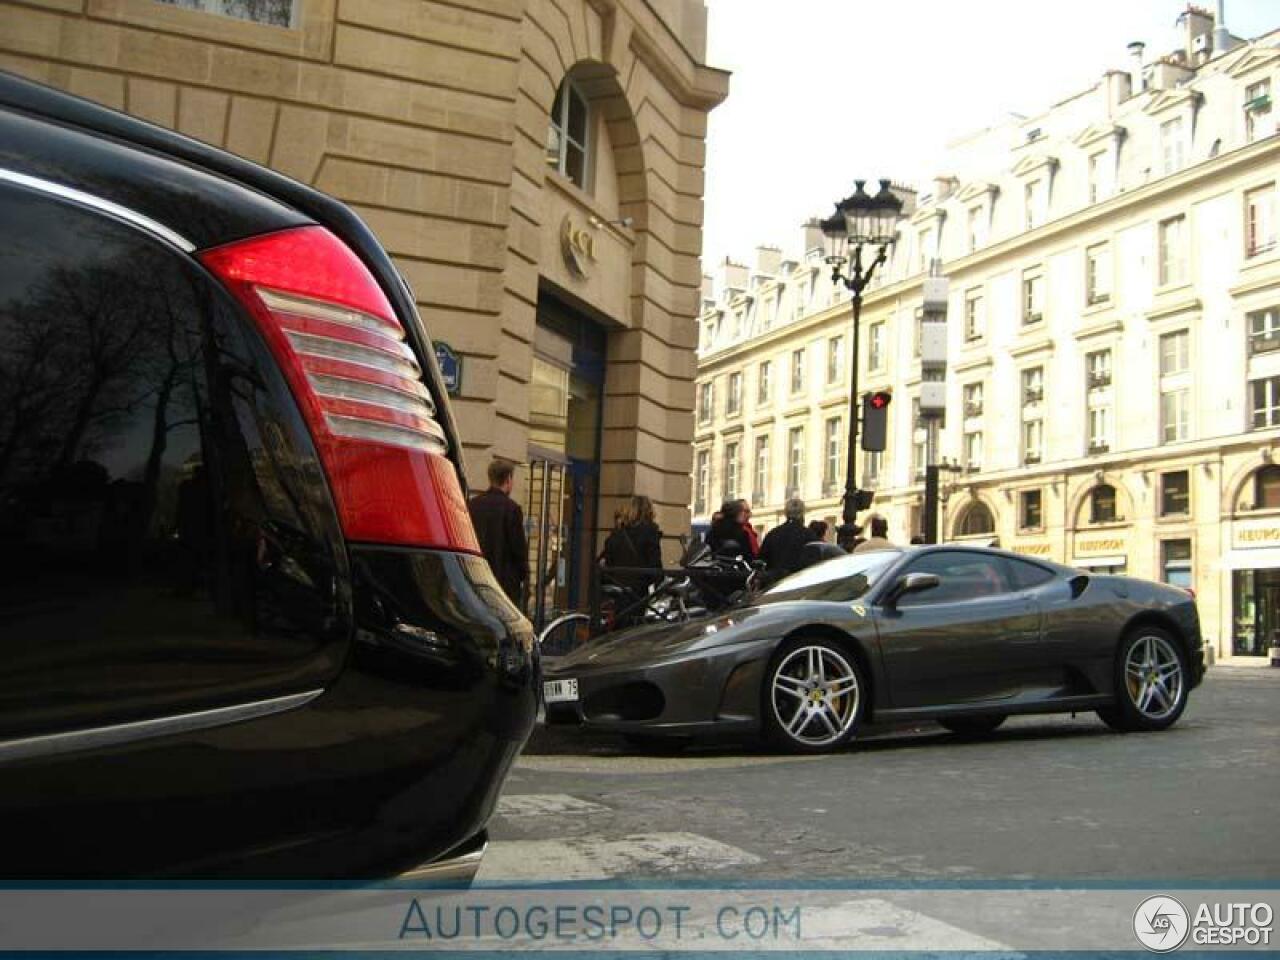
1133,895 -> 1190,952
559,215 -> 596,279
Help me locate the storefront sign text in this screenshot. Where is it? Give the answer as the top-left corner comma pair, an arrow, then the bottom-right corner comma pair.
1014,542 -> 1053,556
1074,537 -> 1126,555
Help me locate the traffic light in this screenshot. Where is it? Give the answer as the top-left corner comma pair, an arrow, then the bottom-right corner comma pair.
861,390 -> 892,451
853,489 -> 875,512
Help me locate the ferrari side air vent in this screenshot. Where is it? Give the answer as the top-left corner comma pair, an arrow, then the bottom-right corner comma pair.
1069,575 -> 1090,599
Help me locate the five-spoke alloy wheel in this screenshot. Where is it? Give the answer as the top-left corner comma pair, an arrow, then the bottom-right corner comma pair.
1098,627 -> 1188,732
764,638 -> 864,753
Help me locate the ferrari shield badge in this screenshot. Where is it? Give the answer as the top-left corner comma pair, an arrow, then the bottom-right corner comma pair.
851,604 -> 867,617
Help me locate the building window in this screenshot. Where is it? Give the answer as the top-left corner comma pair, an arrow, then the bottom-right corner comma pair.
823,417 -> 843,492
1245,184 -> 1276,258
1161,388 -> 1190,443
1022,267 -> 1044,325
1090,484 -> 1118,524
726,371 -> 742,417
1159,330 -> 1189,375
868,322 -> 885,371
1024,180 -> 1041,230
697,381 -> 714,425
156,0 -> 295,26
1085,242 -> 1111,305
964,288 -> 984,341
911,397 -> 927,480
963,381 -> 984,417
1160,116 -> 1184,175
912,307 -> 924,358
1022,418 -> 1043,465
1161,470 -> 1190,516
787,426 -> 805,496
1088,151 -> 1104,204
547,78 -> 590,189
967,205 -> 983,252
1249,306 -> 1280,355
1021,366 -> 1044,404
826,336 -> 844,385
722,441 -> 740,499
1254,465 -> 1280,509
1086,348 -> 1112,389
917,228 -> 933,273
1161,539 -> 1192,589
1250,376 -> 1280,430
1088,405 -> 1111,453
963,429 -> 983,472
1245,78 -> 1272,144
694,449 -> 709,514
757,360 -> 772,404
753,435 -> 770,504
1158,215 -> 1187,286
1020,489 -> 1043,530
957,502 -> 995,537
790,348 -> 805,394
863,449 -> 882,486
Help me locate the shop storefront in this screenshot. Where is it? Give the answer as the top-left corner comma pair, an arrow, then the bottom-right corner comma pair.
1223,517 -> 1280,657
1071,531 -> 1130,575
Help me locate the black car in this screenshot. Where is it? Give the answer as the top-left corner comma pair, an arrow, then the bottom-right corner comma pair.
543,546 -> 1206,753
0,72 -> 538,878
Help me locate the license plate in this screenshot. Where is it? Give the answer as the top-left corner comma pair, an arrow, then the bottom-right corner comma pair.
543,678 -> 578,703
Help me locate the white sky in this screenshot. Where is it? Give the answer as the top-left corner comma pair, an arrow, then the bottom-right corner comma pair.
701,0 -> 1279,270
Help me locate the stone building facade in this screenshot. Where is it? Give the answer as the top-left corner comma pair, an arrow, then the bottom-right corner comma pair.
0,0 -> 727,623
695,10 -> 1278,661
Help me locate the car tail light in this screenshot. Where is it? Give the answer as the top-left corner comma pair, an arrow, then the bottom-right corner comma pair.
200,226 -> 478,553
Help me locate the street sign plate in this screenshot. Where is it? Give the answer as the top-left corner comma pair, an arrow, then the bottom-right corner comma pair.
543,678 -> 579,704
433,341 -> 462,396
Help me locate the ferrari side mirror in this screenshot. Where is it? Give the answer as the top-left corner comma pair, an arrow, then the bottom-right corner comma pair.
885,571 -> 941,607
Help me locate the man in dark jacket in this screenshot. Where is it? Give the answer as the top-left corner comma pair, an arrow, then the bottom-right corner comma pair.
759,497 -> 816,579
467,459 -> 528,609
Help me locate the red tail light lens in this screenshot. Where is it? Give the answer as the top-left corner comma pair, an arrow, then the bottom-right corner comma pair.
200,225 -> 478,553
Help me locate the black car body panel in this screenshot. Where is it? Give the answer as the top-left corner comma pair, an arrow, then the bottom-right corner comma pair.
0,71 -> 537,878
544,546 -> 1204,737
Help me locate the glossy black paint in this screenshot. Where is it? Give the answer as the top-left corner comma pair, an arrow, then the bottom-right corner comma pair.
0,73 -> 537,878
544,546 -> 1205,737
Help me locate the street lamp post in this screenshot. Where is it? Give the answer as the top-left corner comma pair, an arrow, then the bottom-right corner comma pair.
819,179 -> 906,551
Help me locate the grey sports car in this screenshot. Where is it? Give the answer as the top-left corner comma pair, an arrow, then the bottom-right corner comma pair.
542,545 -> 1206,753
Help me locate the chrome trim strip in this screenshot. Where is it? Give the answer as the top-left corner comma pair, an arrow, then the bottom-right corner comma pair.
0,167 -> 196,253
0,689 -> 323,764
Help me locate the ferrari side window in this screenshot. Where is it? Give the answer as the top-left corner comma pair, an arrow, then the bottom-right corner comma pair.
897,552 -> 1012,605
1006,557 -> 1055,590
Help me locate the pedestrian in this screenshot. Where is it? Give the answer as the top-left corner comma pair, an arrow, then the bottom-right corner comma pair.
707,499 -> 758,559
739,501 -> 761,559
600,494 -> 664,595
853,513 -> 896,553
467,459 -> 529,609
760,498 -> 817,578
806,519 -> 829,543
909,535 -> 926,545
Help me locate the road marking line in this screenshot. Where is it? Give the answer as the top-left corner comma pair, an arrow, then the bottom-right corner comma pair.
476,832 -> 761,882
496,794 -> 610,818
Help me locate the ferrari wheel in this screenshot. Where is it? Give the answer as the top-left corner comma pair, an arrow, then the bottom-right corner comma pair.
938,715 -> 1006,737
1098,627 -> 1188,733
763,638 -> 864,753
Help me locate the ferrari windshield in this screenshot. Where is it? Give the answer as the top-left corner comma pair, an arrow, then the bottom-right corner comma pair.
759,550 -> 902,604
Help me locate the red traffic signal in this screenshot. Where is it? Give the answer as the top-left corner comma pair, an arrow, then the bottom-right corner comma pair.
861,391 -> 892,452
869,391 -> 892,410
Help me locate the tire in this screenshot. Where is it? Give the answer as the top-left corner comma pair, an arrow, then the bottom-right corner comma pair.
762,636 -> 865,754
1097,626 -> 1189,733
938,715 -> 1006,737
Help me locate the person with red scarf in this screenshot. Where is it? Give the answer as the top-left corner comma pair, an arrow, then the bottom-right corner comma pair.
707,499 -> 758,560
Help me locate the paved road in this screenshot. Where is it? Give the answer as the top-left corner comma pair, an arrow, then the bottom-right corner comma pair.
483,665 -> 1278,885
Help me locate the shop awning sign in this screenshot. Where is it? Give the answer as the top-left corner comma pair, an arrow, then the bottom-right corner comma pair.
433,341 -> 462,396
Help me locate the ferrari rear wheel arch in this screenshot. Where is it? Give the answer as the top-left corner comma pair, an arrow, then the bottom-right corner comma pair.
762,633 -> 867,754
1097,624 -> 1188,733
